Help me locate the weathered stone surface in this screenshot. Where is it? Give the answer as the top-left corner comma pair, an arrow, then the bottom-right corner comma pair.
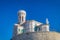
12,32 -> 60,40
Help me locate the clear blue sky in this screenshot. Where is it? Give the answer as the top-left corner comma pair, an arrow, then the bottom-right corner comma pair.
0,0 -> 60,40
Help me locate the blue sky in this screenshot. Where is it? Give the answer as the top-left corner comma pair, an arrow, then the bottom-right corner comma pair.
0,0 -> 60,40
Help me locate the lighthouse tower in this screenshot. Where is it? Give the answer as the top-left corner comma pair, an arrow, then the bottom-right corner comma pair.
18,10 -> 26,24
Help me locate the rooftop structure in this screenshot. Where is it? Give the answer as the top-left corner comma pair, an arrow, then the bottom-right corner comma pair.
13,10 -> 50,37
11,10 -> 60,40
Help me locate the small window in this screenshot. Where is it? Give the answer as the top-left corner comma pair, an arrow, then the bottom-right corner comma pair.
19,29 -> 20,31
18,29 -> 24,33
34,27 -> 38,31
22,16 -> 24,22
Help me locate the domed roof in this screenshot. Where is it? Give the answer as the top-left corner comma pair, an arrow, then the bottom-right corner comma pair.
18,10 -> 26,16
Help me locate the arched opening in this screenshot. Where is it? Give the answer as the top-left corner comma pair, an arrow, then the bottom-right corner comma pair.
22,16 -> 24,22
34,26 -> 41,32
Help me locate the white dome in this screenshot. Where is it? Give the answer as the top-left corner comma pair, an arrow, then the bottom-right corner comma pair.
18,10 -> 26,15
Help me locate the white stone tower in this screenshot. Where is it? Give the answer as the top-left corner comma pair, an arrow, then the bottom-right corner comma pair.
18,10 -> 26,24
13,10 -> 26,37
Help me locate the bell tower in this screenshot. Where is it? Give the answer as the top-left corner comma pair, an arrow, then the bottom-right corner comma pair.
18,10 -> 26,24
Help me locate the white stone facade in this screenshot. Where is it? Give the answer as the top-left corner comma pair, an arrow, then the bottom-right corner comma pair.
13,10 -> 50,37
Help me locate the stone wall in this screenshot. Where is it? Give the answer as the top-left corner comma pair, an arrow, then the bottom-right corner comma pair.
12,32 -> 60,40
